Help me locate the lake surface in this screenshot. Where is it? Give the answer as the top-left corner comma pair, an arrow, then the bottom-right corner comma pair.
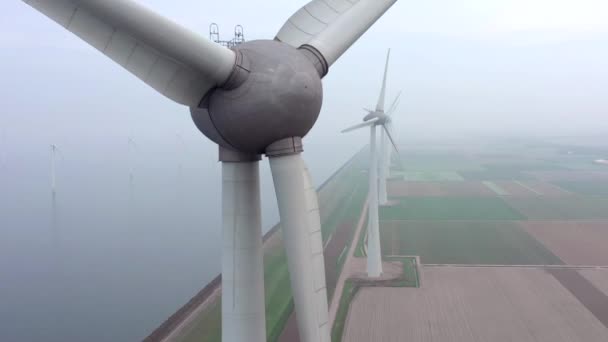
0,139 -> 353,342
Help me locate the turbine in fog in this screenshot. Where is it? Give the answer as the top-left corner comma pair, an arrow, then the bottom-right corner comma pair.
342,49 -> 402,278
50,144 -> 58,195
22,0 -> 398,340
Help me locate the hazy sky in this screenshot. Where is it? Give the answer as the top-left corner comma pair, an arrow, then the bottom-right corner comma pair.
1,0 -> 608,201
2,0 -> 607,147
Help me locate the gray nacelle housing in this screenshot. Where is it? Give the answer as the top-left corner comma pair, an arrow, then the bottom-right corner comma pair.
190,40 -> 323,155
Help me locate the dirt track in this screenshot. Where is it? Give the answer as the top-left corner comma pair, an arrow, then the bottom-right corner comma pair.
343,266 -> 608,342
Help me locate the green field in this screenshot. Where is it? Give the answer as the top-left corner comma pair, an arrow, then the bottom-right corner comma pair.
380,221 -> 563,265
505,197 -> 608,220
380,197 -> 526,221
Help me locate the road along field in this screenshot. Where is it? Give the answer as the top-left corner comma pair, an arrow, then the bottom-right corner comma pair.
343,266 -> 608,342
520,221 -> 608,265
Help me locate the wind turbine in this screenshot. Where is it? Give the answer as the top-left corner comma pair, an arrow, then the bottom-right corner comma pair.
378,91 -> 401,205
21,1 -> 398,341
342,49 -> 401,278
50,144 -> 58,195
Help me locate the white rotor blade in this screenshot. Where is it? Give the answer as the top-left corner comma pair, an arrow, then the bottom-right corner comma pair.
387,91 -> 402,116
276,0 -> 397,69
375,49 -> 390,112
269,154 -> 330,342
341,120 -> 377,133
23,0 -> 236,107
382,124 -> 405,169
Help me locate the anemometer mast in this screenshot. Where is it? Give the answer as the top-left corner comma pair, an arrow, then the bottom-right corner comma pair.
209,23 -> 245,48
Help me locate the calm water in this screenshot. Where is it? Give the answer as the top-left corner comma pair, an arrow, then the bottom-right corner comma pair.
0,137 -> 354,342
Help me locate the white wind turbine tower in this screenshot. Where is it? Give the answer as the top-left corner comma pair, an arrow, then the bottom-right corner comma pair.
21,1 -> 398,341
342,49 -> 401,278
50,144 -> 58,195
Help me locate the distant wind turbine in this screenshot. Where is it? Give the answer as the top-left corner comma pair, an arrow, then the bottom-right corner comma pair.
342,49 -> 402,278
49,144 -> 65,196
50,144 -> 58,195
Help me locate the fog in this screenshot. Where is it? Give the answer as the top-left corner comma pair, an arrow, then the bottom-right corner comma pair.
1,0 -> 607,341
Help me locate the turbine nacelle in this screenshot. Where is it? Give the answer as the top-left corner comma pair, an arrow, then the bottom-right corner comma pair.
363,110 -> 389,123
190,40 -> 324,155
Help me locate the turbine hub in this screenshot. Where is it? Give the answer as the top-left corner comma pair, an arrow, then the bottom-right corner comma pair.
191,40 -> 323,155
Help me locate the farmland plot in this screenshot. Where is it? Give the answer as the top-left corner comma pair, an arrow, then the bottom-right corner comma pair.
505,197 -> 608,220
380,197 -> 525,221
381,220 -> 562,265
343,267 -> 608,342
521,221 -> 608,265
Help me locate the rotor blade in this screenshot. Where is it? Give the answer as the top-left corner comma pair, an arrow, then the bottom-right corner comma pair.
375,49 -> 390,112
382,124 -> 405,169
341,120 -> 377,133
387,91 -> 402,116
276,0 -> 397,70
268,154 -> 330,342
23,0 -> 236,107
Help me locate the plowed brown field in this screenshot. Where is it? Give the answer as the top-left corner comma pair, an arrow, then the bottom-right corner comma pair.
343,267 -> 608,342
521,221 -> 608,265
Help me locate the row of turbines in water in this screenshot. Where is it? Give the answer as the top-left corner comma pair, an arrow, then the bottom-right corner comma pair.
47,133 -> 188,196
